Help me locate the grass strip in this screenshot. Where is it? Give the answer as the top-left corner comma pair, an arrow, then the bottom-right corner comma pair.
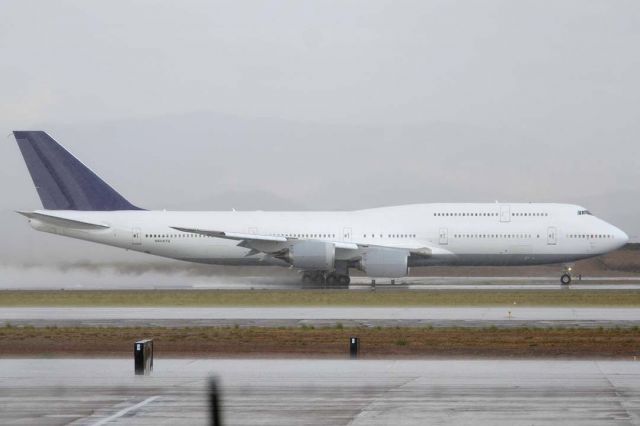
1,325 -> 638,358
1,290 -> 640,307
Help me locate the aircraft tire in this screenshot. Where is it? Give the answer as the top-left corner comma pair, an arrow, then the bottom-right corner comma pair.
338,275 -> 350,285
560,273 -> 572,285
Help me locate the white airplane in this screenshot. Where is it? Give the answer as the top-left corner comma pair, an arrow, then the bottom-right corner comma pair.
13,131 -> 628,285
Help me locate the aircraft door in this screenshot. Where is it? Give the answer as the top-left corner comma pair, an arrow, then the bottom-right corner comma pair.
500,205 -> 511,222
547,226 -> 557,245
132,227 -> 142,246
343,227 -> 352,241
439,228 -> 448,245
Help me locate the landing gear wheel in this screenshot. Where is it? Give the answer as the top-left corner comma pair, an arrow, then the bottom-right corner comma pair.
338,275 -> 350,285
560,273 -> 572,285
302,273 -> 312,284
312,272 -> 326,285
325,274 -> 337,285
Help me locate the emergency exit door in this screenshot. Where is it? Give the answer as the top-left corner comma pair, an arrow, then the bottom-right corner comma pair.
132,227 -> 142,245
500,205 -> 511,222
547,227 -> 557,245
439,228 -> 448,245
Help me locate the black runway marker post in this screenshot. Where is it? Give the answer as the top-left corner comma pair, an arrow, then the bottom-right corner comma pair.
134,339 -> 153,375
350,337 -> 359,359
209,376 -> 223,426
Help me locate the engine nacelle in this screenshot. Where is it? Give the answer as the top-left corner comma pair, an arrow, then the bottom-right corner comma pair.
281,240 -> 336,270
358,247 -> 409,278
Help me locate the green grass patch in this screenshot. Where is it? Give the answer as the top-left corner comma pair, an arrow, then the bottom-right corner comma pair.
0,289 -> 639,307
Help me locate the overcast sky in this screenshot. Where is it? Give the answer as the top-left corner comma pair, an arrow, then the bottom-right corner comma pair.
1,0 -> 639,266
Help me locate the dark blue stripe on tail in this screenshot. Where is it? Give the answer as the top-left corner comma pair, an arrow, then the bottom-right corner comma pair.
13,131 -> 142,211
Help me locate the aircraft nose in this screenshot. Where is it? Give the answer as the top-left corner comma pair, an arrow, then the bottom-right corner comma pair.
611,226 -> 629,248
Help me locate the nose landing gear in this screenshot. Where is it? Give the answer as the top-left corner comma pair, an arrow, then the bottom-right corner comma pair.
560,264 -> 573,285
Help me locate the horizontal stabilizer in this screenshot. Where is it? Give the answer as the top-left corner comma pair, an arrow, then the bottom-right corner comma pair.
17,211 -> 110,230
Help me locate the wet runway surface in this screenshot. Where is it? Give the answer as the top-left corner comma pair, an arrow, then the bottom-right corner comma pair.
1,358 -> 639,425
3,272 -> 640,290
3,306 -> 640,328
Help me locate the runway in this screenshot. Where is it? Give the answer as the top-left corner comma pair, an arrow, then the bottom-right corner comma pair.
3,306 -> 640,328
3,266 -> 640,290
1,358 -> 639,425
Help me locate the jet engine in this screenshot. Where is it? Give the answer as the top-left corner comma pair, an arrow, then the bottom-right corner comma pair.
276,240 -> 335,270
357,247 -> 409,278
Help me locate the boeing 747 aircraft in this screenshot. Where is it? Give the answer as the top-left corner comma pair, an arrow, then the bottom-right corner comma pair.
13,131 -> 628,285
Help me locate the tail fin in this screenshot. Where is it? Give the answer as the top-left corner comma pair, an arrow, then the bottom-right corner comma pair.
13,131 -> 142,211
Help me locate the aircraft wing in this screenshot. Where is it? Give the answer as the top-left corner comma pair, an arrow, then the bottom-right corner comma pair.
356,243 -> 440,258
170,227 -> 287,242
170,226 -> 436,257
171,226 -> 358,248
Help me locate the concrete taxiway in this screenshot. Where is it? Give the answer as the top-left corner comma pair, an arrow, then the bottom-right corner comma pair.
2,306 -> 640,328
1,358 -> 639,425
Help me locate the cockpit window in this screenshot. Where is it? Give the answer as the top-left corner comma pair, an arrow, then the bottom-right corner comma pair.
577,210 -> 592,215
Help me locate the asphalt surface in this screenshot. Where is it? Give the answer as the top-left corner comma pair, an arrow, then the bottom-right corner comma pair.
1,358 -> 639,425
2,267 -> 640,290
2,306 -> 640,328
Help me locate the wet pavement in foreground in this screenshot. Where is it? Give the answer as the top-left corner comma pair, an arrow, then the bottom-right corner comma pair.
1,358 -> 639,425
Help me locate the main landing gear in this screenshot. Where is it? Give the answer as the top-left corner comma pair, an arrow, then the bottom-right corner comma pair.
325,273 -> 351,285
301,271 -> 350,286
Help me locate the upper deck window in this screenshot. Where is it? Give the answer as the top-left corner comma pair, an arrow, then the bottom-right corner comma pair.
577,210 -> 592,215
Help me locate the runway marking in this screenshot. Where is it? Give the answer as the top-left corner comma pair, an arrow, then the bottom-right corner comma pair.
347,373 -> 422,426
90,395 -> 159,426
